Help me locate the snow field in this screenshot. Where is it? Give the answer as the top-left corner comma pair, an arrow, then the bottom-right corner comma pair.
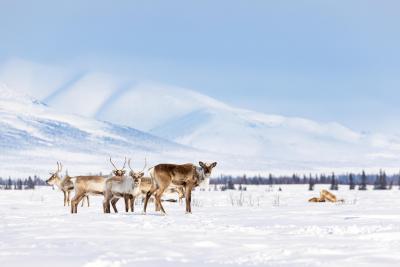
1,185 -> 400,267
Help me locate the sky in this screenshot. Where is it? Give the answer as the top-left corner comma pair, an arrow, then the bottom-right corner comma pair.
0,0 -> 400,133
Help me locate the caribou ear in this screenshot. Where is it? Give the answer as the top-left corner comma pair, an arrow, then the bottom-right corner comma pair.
211,162 -> 217,168
139,172 -> 144,178
122,170 -> 126,175
199,161 -> 206,168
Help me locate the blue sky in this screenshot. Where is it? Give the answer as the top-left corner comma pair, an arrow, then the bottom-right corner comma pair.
1,0 -> 400,132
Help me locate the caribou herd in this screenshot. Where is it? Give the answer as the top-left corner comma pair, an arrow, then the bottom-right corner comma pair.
46,158 -> 217,214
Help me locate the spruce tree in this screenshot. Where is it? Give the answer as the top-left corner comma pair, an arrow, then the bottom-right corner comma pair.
227,178 -> 235,190
359,170 -> 367,190
380,171 -> 387,190
308,178 -> 315,191
349,173 -> 355,190
373,174 -> 379,190
375,170 -> 387,190
330,173 -> 337,190
26,176 -> 35,189
7,177 -> 12,190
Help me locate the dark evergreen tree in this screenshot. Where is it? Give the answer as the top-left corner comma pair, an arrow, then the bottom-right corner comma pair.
349,173 -> 355,190
242,174 -> 247,185
268,174 -> 273,187
359,170 -> 367,190
380,170 -> 387,190
7,177 -> 12,190
374,170 -> 387,190
17,179 -> 23,190
308,177 -> 315,191
26,176 -> 35,189
330,173 -> 338,190
373,174 -> 379,190
227,178 -> 235,190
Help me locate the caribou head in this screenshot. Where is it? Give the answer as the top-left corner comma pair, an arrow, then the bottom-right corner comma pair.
46,162 -> 62,185
128,158 -> 146,186
109,157 -> 127,177
198,161 -> 217,178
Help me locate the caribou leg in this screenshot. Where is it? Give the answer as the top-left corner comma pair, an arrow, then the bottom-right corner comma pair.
111,198 -> 119,213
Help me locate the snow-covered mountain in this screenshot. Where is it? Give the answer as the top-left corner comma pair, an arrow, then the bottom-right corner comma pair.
100,84 -> 400,170
2,61 -> 400,174
0,84 -> 202,177
32,79 -> 400,168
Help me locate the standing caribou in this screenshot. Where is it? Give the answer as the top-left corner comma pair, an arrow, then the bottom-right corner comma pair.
126,158 -> 186,212
123,158 -> 148,212
103,158 -> 146,213
46,162 -> 89,207
144,161 -> 217,214
71,157 -> 127,213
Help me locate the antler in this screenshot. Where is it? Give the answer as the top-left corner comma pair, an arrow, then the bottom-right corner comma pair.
128,158 -> 146,173
56,161 -> 62,173
128,158 -> 134,172
109,157 -> 118,170
122,157 -> 127,170
140,157 -> 147,173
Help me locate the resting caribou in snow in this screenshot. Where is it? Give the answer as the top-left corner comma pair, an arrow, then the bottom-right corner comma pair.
103,158 -> 143,213
71,157 -> 127,214
46,162 -> 89,207
144,161 -> 217,214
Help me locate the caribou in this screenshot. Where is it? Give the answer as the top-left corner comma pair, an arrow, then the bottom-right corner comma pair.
125,159 -> 186,212
122,158 -> 149,212
144,161 -> 217,214
71,157 -> 127,213
46,162 -> 89,207
103,158 -> 143,213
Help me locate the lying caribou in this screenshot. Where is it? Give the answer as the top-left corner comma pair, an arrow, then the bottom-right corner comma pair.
144,161 -> 217,214
46,162 -> 89,207
103,158 -> 144,213
71,157 -> 126,213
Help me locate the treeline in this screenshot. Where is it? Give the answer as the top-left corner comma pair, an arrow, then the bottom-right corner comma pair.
211,170 -> 400,190
1,170 -> 398,191
0,176 -> 46,190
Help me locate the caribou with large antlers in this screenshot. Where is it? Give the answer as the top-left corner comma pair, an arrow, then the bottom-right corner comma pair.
144,161 -> 217,214
46,162 -> 89,207
123,158 -> 149,212
103,157 -> 142,213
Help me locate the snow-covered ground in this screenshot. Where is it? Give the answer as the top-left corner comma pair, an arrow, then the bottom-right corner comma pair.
1,185 -> 399,267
